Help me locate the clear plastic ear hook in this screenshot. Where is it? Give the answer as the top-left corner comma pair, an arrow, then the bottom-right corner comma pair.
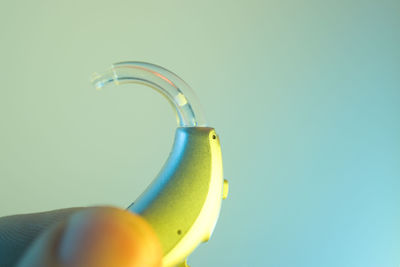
91,61 -> 207,127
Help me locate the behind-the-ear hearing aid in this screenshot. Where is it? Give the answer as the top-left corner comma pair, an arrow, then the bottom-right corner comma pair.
91,62 -> 229,267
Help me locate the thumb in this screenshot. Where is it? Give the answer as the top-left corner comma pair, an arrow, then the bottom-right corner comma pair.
17,207 -> 162,267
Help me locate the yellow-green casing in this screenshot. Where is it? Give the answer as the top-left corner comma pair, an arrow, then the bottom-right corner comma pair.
128,127 -> 224,267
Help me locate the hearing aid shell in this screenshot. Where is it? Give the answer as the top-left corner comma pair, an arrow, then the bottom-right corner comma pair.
92,62 -> 228,267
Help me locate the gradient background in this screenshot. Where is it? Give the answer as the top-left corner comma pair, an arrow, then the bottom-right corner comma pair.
0,0 -> 399,266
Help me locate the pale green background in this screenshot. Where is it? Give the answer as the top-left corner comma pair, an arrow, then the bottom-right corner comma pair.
0,0 -> 399,266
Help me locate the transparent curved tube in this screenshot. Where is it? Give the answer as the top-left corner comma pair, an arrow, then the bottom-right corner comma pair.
91,61 -> 206,127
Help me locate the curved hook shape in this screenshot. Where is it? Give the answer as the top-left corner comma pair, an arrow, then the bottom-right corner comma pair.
91,61 -> 207,127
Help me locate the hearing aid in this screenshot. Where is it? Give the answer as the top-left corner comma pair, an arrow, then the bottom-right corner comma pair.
91,62 -> 229,267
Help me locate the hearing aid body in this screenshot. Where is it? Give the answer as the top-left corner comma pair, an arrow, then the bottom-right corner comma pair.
92,62 -> 228,267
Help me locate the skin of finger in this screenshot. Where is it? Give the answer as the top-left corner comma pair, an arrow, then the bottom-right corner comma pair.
17,207 -> 162,267
17,222 -> 66,267
58,207 -> 163,267
0,208 -> 84,267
